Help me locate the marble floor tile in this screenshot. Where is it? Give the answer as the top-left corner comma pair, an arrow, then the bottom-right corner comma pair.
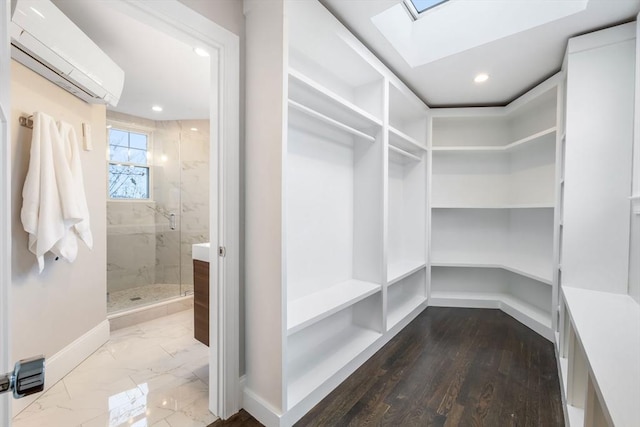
13,309 -> 215,427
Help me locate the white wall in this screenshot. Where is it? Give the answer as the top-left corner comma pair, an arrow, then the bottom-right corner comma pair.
10,61 -> 107,378
629,16 -> 640,304
0,0 -> 11,423
244,0 -> 286,410
178,0 -> 244,36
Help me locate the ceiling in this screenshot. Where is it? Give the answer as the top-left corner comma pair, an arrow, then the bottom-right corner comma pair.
51,0 -> 210,121
48,0 -> 640,114
321,0 -> 640,107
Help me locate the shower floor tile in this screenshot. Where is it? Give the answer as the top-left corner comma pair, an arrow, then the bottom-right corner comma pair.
12,309 -> 216,427
108,283 -> 195,313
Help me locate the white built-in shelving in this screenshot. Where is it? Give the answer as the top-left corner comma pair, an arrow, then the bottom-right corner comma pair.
287,279 -> 381,335
558,287 -> 640,427
288,70 -> 382,134
431,126 -> 556,152
245,1 -> 429,425
385,80 -> 428,333
429,80 -> 560,340
554,23 -> 640,427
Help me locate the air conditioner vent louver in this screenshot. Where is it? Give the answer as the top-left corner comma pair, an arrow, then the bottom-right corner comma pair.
10,0 -> 124,106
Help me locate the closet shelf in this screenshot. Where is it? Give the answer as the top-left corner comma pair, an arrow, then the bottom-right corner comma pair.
288,68 -> 382,133
287,279 -> 381,335
562,286 -> 640,427
387,261 -> 426,286
431,127 -> 556,153
431,203 -> 555,210
387,294 -> 425,330
388,126 -> 427,154
388,145 -> 421,163
431,260 -> 553,285
288,100 -> 375,142
429,291 -> 552,334
287,325 -> 380,409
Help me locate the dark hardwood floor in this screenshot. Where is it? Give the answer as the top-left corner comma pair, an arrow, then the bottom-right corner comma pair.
210,307 -> 564,427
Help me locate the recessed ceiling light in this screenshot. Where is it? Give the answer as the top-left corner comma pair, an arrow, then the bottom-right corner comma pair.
474,73 -> 489,83
194,47 -> 209,57
190,127 -> 198,132
152,105 -> 163,112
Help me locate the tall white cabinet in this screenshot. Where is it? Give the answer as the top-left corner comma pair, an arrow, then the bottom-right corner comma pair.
245,1 -> 428,425
554,22 -> 640,427
429,78 -> 562,340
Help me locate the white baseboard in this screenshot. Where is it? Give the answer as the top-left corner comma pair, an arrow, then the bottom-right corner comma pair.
12,319 -> 110,416
243,387 -> 284,427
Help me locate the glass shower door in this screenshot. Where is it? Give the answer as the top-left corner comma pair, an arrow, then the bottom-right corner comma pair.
106,119 -> 209,314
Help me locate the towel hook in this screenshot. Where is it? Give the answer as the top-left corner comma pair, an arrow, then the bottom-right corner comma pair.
19,115 -> 33,129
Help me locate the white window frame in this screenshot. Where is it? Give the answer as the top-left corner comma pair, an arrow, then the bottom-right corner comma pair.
106,122 -> 154,202
403,0 -> 450,20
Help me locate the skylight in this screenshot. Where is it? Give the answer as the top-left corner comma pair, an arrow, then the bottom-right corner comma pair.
374,0 -> 589,68
406,0 -> 449,17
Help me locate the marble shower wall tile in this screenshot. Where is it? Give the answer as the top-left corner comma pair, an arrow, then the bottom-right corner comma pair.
175,120 -> 209,289
107,115 -> 210,300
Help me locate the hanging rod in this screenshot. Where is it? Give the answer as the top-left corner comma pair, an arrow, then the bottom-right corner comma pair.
19,115 -> 33,129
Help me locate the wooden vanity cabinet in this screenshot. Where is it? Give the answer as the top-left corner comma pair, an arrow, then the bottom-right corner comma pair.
193,259 -> 209,346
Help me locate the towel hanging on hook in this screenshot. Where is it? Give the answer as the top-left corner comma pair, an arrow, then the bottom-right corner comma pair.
21,111 -> 93,272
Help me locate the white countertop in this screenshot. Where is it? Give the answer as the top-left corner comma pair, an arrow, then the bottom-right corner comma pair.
563,286 -> 640,427
192,243 -> 210,262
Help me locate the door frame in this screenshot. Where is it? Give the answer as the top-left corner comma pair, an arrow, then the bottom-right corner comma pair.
0,0 -> 240,422
113,1 -> 241,419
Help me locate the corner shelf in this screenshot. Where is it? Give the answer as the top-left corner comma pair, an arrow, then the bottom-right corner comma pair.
431,127 -> 556,152
287,280 -> 381,335
288,69 -> 382,134
431,260 -> 552,285
430,290 -> 552,338
431,203 -> 555,209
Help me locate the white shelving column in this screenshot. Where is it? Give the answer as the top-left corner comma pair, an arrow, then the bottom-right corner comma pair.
285,0 -> 386,416
556,22 -> 640,427
429,77 -> 560,340
244,1 -> 429,425
385,81 -> 428,332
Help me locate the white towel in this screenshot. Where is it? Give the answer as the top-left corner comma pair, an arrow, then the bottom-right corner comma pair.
57,121 -> 93,249
21,112 -> 92,272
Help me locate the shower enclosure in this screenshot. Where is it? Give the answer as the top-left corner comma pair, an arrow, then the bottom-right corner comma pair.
106,114 -> 210,313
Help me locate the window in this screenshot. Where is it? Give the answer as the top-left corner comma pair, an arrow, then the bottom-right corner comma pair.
108,128 -> 151,200
405,0 -> 449,18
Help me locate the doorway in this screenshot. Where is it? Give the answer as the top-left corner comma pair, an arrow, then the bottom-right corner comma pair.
0,0 -> 239,423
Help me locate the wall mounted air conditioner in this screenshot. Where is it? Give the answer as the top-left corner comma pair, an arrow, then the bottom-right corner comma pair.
10,0 -> 125,107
